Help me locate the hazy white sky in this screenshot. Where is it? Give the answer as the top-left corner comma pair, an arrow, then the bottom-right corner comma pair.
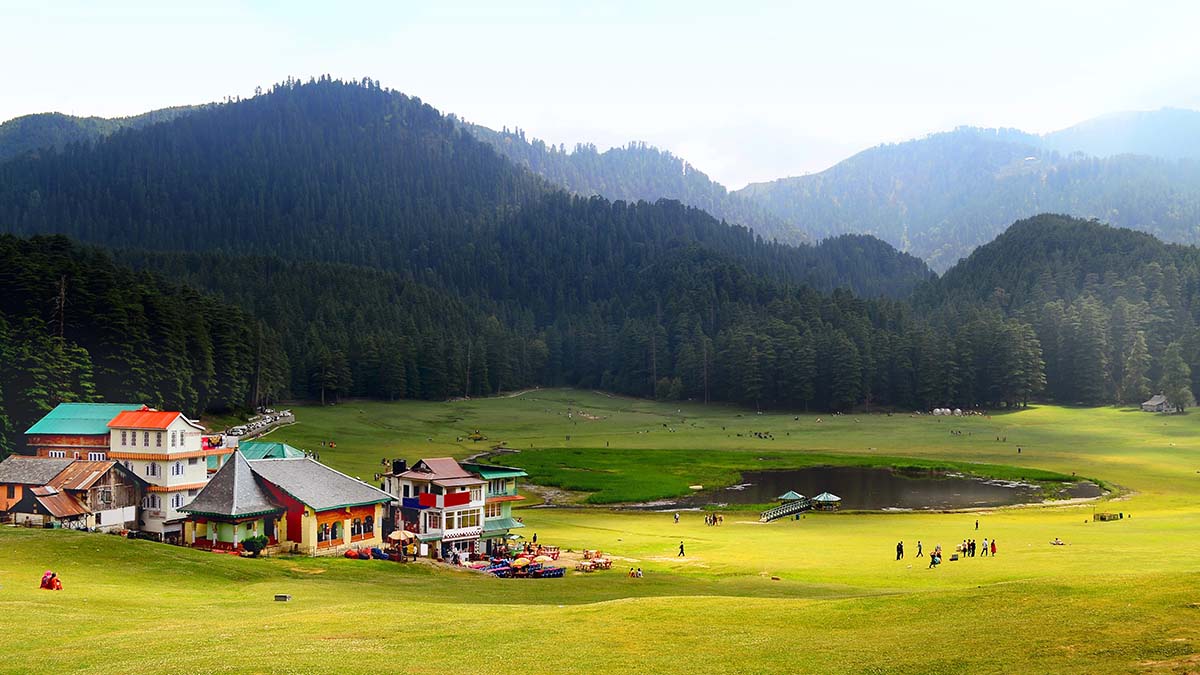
2,0 -> 1199,188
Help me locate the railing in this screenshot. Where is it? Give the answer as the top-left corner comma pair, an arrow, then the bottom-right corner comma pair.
760,498 -> 812,523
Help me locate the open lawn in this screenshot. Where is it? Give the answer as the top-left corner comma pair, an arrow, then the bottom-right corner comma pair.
3,390 -> 1198,674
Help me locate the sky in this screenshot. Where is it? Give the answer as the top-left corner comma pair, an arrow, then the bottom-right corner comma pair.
2,1 -> 1199,189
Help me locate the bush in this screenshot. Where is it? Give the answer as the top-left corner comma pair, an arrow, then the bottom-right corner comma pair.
241,535 -> 269,557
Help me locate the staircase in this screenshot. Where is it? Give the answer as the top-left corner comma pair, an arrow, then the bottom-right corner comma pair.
760,498 -> 812,523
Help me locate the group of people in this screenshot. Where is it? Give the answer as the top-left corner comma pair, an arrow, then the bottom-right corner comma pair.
959,537 -> 996,557
627,567 -> 644,578
39,570 -> 63,590
704,513 -> 723,526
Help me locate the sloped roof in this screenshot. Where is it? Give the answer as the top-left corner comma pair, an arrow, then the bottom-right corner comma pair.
0,456 -> 74,485
812,492 -> 842,502
236,441 -> 306,460
25,402 -> 143,435
181,452 -> 284,518
1143,394 -> 1168,406
461,462 -> 528,480
249,458 -> 392,511
777,490 -> 805,501
47,461 -> 115,491
433,476 -> 484,488
31,487 -> 90,518
399,457 -> 473,481
108,408 -> 203,431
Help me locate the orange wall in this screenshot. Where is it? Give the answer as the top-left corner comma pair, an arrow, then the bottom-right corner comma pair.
0,484 -> 23,511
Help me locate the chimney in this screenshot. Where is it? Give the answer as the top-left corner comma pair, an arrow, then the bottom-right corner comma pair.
391,459 -> 407,475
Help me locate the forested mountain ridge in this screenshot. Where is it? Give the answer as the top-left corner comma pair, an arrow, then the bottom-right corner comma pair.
0,78 -> 928,300
0,235 -> 289,455
735,126 -> 1200,271
0,105 -> 207,162
919,214 -> 1200,407
463,123 -> 807,244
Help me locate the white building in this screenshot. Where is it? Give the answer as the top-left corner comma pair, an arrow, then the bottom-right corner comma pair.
107,406 -> 231,539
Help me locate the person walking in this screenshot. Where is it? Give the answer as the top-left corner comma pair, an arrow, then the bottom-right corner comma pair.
674,512 -> 679,524
975,519 -> 979,531
916,541 -> 923,558
981,537 -> 989,557
991,539 -> 997,556
895,541 -> 904,560
678,541 -> 685,557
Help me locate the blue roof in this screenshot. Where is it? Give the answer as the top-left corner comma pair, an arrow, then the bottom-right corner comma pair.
25,403 -> 143,436
236,441 -> 306,460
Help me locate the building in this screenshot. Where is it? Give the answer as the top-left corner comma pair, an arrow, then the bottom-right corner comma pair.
0,456 -> 143,531
182,455 -> 393,556
1141,394 -> 1171,412
180,452 -> 285,552
107,406 -> 232,540
206,439 -> 304,472
23,402 -> 143,459
812,492 -> 842,511
461,462 -> 526,554
385,458 -> 486,559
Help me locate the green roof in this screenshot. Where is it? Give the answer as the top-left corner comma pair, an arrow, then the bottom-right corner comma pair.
236,441 -> 306,460
209,441 -> 305,470
25,403 -> 143,436
461,462 -> 528,480
482,517 -> 524,533
777,491 -> 805,501
812,492 -> 842,502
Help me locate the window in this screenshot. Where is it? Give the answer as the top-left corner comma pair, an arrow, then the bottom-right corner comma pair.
5,485 -> 13,499
187,489 -> 199,497
143,494 -> 161,509
351,518 -> 362,537
170,431 -> 176,447
121,430 -> 127,446
156,432 -> 163,447
48,451 -> 66,459
426,512 -> 441,530
100,488 -> 112,504
364,515 -> 374,534
171,461 -> 184,477
485,503 -> 503,518
146,463 -> 160,478
188,457 -> 198,465
88,452 -> 106,461
143,431 -> 149,447
452,510 -> 479,529
123,460 -> 133,471
170,493 -> 184,509
402,484 -> 410,498
470,487 -> 482,502
318,523 -> 330,543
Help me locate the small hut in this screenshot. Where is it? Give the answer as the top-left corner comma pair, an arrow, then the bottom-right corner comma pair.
776,490 -> 805,502
1141,394 -> 1170,413
811,492 -> 842,511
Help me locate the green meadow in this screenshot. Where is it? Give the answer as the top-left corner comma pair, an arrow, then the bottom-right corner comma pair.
3,389 -> 1199,674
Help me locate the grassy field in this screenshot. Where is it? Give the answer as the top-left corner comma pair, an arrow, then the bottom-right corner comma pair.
3,390 -> 1199,674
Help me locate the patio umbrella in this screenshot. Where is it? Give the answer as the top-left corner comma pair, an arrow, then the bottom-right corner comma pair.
534,555 -> 554,563
510,557 -> 531,567
387,530 -> 416,542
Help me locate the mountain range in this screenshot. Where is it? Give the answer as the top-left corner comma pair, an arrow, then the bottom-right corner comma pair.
1,76 -> 1199,448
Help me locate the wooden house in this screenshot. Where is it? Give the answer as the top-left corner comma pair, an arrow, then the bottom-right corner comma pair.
23,402 -> 142,459
1141,394 -> 1170,412
0,456 -> 143,530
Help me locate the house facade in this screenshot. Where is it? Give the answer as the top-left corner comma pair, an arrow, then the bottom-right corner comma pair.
461,462 -> 526,554
0,456 -> 143,531
23,402 -> 143,459
182,455 -> 392,556
107,407 -> 232,539
385,458 -> 485,559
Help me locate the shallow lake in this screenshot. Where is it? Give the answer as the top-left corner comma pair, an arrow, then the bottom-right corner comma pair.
666,465 -> 1101,511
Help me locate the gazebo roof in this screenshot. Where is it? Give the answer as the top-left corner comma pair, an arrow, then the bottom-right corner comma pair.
181,451 -> 284,518
777,490 -> 805,501
812,491 -> 842,502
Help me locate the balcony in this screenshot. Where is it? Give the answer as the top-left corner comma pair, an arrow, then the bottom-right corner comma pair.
414,492 -> 471,509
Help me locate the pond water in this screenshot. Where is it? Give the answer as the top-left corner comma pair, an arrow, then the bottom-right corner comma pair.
665,466 -> 1101,511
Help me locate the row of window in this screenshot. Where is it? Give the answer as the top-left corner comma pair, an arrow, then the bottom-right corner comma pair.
485,502 -> 504,518
47,451 -> 107,461
117,430 -> 185,448
139,458 -> 198,478
427,509 -> 482,531
140,490 -> 198,510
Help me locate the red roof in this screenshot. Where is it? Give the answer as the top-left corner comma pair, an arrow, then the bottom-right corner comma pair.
108,408 -> 195,430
